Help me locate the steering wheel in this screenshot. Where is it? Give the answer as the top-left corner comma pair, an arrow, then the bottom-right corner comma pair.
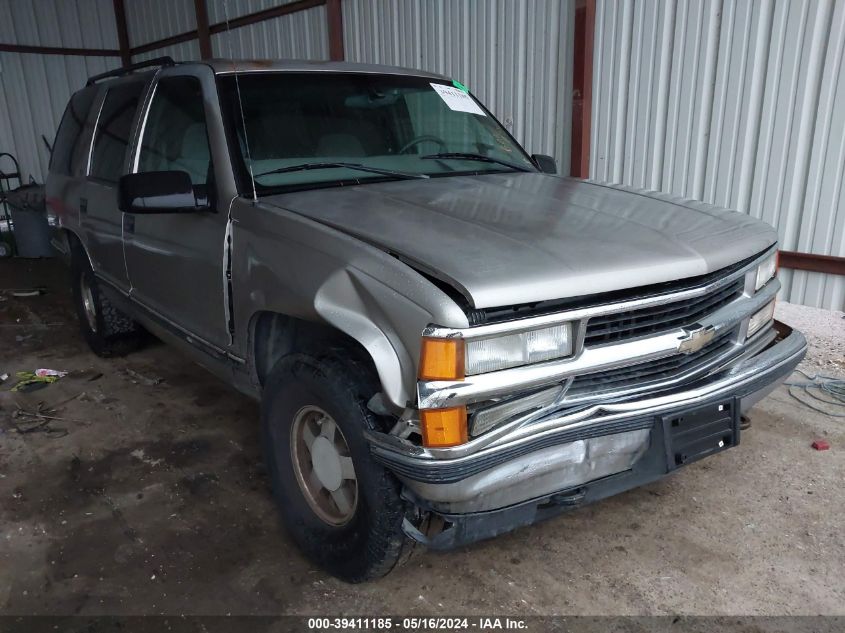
398,135 -> 447,155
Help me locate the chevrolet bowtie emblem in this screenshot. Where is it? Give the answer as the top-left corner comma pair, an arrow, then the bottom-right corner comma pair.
677,324 -> 716,354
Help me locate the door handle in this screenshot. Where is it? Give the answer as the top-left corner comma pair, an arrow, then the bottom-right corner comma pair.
79,198 -> 88,215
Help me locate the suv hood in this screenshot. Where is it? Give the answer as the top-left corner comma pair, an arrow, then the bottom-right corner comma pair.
263,174 -> 777,309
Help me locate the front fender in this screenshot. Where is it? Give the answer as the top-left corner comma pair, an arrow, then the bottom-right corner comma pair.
231,199 -> 470,410
314,267 -> 434,409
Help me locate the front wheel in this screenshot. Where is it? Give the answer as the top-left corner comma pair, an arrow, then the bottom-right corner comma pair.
261,352 -> 411,582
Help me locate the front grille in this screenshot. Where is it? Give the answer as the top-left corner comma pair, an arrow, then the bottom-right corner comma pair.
568,328 -> 738,398
584,278 -> 744,346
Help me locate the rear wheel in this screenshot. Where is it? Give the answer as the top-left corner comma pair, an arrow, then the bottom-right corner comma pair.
70,243 -> 142,357
261,352 -> 411,582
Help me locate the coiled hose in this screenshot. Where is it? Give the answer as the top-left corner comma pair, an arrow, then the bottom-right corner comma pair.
785,369 -> 845,418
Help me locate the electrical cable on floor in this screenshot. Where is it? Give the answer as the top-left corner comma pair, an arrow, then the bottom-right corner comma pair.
784,369 -> 845,418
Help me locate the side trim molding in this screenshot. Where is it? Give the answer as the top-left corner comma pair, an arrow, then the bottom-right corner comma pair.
96,273 -> 245,365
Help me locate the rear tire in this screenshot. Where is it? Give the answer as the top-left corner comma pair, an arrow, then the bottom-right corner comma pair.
70,243 -> 142,357
261,352 -> 411,582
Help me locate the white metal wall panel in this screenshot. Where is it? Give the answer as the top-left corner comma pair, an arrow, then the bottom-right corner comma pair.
591,0 -> 845,310
0,0 -> 118,48
124,0 -> 201,61
125,0 -> 196,48
127,0 -> 328,62
342,0 -> 575,173
206,0 -> 302,24
210,5 -> 329,60
0,0 -> 119,183
124,0 -> 200,62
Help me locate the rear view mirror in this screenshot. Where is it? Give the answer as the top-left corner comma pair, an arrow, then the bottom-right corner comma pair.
532,154 -> 557,175
119,171 -> 208,214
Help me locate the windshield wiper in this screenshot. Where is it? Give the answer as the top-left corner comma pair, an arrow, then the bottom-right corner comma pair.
254,162 -> 428,180
420,152 -> 533,172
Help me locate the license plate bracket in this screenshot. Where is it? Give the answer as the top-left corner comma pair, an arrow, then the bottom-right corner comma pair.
661,398 -> 739,471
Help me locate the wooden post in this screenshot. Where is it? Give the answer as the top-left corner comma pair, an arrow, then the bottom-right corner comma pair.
112,0 -> 132,67
194,0 -> 212,60
326,0 -> 344,61
570,0 -> 595,178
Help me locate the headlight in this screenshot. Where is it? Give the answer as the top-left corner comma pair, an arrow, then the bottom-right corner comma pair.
747,300 -> 775,337
754,252 -> 778,291
465,323 -> 573,375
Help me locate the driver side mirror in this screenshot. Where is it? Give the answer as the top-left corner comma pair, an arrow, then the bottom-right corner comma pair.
119,171 -> 208,214
532,154 -> 557,175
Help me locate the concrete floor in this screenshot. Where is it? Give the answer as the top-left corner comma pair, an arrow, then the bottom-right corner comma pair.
1,259 -> 843,616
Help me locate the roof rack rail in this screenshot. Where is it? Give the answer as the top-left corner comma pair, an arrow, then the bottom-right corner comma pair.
86,56 -> 175,86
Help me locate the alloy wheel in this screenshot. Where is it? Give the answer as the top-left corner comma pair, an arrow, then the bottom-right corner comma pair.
290,405 -> 358,526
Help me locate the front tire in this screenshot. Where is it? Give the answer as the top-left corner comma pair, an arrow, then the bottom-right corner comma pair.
70,245 -> 141,357
261,352 -> 411,582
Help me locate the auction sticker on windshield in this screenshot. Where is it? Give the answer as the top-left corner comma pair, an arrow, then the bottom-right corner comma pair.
430,82 -> 486,116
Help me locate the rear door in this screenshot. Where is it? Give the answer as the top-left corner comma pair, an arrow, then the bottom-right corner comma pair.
45,86 -> 99,235
123,68 -> 232,350
83,78 -> 148,291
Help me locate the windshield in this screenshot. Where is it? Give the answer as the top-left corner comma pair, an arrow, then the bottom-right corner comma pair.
217,72 -> 536,193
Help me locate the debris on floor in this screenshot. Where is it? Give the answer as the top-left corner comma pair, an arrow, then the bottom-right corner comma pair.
125,367 -> 163,386
10,288 -> 45,297
9,400 -> 82,438
36,368 -> 68,378
10,368 -> 68,392
812,439 -> 831,451
79,390 -> 116,405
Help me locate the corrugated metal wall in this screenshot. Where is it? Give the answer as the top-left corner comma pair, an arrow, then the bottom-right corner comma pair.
209,5 -> 329,60
126,0 -> 328,62
125,0 -> 198,62
206,0 -> 309,23
0,0 -> 119,183
342,0 -> 575,173
1,0 -> 574,184
591,0 -> 845,311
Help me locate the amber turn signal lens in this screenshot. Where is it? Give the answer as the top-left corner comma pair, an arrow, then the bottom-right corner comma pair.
419,337 -> 465,381
421,407 -> 468,447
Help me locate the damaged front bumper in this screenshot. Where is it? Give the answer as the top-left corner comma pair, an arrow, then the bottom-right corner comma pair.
367,322 -> 806,549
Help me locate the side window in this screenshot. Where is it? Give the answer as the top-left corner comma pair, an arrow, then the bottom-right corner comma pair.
89,81 -> 145,183
137,77 -> 211,187
50,87 -> 98,176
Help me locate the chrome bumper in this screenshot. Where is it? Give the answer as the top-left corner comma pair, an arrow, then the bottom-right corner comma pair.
368,323 -> 806,514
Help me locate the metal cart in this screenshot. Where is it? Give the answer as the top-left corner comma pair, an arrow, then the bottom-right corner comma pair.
0,152 -> 21,257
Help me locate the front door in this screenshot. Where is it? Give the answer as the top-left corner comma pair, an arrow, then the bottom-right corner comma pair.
123,73 -> 230,350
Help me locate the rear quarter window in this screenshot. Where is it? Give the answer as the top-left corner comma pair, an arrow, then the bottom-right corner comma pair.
50,87 -> 97,177
89,81 -> 146,183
